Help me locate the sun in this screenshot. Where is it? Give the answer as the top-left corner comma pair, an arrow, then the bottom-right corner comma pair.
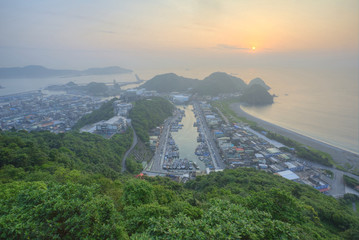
251,46 -> 256,51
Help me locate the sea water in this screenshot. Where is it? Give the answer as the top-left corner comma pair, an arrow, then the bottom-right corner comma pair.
0,73 -> 138,96
171,105 -> 206,170
238,67 -> 359,155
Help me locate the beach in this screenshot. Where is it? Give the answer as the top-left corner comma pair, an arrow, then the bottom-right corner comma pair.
230,103 -> 359,171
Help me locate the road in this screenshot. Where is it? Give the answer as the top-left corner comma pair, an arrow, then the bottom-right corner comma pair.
145,112 -> 174,173
149,117 -> 172,172
121,123 -> 138,173
194,102 -> 225,170
215,107 -> 230,125
296,157 -> 359,198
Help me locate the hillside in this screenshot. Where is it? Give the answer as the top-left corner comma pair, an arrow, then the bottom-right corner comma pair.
73,98 -> 117,130
129,97 -> 175,142
240,84 -> 274,105
1,157 -> 358,239
140,72 -> 248,95
140,73 -> 199,92
193,72 -> 247,96
0,129 -> 133,179
249,77 -> 271,90
0,65 -> 132,78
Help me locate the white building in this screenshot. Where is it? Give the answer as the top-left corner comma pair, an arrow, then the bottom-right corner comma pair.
113,101 -> 132,116
172,94 -> 189,104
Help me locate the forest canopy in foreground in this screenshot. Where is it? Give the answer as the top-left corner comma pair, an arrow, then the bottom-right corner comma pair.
1,135 -> 358,240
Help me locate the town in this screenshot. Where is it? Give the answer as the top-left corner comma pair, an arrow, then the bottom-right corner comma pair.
0,91 -> 104,133
144,98 -> 333,196
0,86 -> 356,198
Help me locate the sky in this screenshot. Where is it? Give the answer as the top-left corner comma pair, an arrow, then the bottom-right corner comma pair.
0,0 -> 358,75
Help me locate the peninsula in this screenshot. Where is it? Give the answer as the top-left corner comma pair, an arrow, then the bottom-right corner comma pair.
140,72 -> 274,104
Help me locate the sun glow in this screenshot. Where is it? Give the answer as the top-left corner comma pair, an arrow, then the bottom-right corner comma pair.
252,46 -> 256,51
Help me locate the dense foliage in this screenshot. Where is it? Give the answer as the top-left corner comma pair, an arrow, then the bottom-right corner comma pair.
141,73 -> 199,92
1,162 -> 358,239
73,98 -> 117,130
193,72 -> 247,96
85,82 -> 109,96
344,175 -> 359,188
0,129 -> 132,179
248,77 -> 271,90
141,72 -> 248,96
129,97 -> 175,142
126,156 -> 143,174
240,84 -> 274,105
0,182 -> 128,239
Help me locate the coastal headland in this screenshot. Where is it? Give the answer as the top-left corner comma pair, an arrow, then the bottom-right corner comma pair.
230,103 -> 359,172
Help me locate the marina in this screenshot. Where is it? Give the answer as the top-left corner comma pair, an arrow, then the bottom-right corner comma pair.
170,105 -> 207,171
147,103 -> 221,174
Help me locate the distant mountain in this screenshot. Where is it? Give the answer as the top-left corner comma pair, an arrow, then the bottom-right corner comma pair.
140,72 -> 273,102
193,72 -> 247,96
140,72 -> 248,95
240,84 -> 274,105
0,65 -> 132,79
248,77 -> 271,90
140,73 -> 199,93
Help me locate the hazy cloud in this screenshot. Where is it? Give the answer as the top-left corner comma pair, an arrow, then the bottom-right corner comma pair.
215,44 -> 248,50
99,30 -> 116,34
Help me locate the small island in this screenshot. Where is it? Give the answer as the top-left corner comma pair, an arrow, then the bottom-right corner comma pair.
46,81 -> 123,96
46,78 -> 143,97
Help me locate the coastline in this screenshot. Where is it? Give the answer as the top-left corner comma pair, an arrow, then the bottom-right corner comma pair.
230,103 -> 359,171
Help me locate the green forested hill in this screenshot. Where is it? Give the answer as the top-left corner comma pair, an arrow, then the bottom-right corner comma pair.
129,97 -> 175,142
193,72 -> 247,96
140,72 -> 248,96
0,129 -> 132,179
248,77 -> 271,90
73,98 -> 117,130
241,84 -> 274,105
140,73 -> 199,92
1,144 -> 358,240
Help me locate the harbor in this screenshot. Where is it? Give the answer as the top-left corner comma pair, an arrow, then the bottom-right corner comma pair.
171,105 -> 206,171
146,104 -> 221,175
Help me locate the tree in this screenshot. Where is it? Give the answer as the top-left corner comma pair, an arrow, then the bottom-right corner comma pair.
0,182 -> 129,239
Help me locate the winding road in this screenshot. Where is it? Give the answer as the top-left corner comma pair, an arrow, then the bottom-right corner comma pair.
121,122 -> 138,173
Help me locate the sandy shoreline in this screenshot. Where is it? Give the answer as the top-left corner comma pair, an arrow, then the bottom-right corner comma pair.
230,103 -> 359,170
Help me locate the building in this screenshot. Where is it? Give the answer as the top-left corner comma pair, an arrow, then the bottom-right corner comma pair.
94,116 -> 128,136
113,101 -> 132,116
172,94 -> 189,104
275,170 -> 300,181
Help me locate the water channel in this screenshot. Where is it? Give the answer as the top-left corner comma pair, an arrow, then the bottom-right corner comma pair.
171,105 -> 206,171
